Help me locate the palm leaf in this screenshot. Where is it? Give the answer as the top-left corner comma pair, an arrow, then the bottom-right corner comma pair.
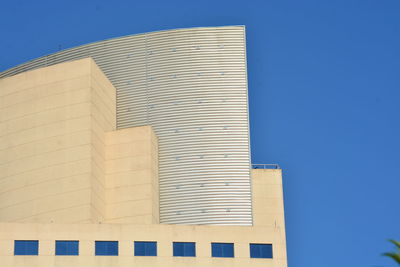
388,240 -> 400,250
383,252 -> 400,264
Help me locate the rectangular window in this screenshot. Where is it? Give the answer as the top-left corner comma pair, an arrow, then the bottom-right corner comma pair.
173,242 -> 196,257
134,241 -> 157,256
55,241 -> 79,256
95,241 -> 118,256
14,240 -> 39,255
250,243 -> 273,258
211,243 -> 234,258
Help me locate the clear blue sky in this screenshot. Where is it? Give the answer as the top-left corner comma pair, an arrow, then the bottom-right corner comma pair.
1,1 -> 399,266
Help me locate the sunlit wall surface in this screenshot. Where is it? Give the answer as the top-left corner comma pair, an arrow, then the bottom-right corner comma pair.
0,26 -> 252,225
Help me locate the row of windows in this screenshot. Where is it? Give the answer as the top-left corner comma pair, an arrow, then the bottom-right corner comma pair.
14,240 -> 273,258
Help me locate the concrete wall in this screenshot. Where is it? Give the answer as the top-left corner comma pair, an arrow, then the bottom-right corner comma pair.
0,169 -> 287,267
0,58 -> 162,225
89,60 -> 117,223
0,222 -> 286,267
104,126 -> 159,224
0,58 -> 116,223
252,169 -> 287,265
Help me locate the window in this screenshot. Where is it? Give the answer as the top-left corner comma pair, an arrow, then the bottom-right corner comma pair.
211,243 -> 234,258
95,241 -> 118,256
250,243 -> 273,258
173,242 -> 196,257
55,241 -> 79,256
134,241 -> 157,256
14,240 -> 39,255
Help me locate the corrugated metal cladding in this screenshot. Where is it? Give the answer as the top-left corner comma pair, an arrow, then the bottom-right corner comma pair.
0,26 -> 252,225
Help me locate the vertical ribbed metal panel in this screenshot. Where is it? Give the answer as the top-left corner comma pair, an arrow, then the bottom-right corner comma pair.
0,26 -> 252,225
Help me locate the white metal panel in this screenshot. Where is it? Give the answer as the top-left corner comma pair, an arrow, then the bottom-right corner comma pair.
0,26 -> 252,225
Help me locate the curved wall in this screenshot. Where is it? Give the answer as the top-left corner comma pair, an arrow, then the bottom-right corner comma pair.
0,26 -> 252,225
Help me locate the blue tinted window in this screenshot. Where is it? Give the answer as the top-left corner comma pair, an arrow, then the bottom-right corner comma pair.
173,242 -> 196,257
14,240 -> 39,255
211,243 -> 234,258
95,241 -> 118,256
134,241 -> 157,256
250,243 -> 273,258
56,241 -> 79,256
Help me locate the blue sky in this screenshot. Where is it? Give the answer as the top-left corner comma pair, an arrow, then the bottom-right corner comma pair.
1,0 -> 399,266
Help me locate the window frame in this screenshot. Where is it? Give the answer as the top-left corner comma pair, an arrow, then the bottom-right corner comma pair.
249,243 -> 273,259
14,240 -> 39,256
95,241 -> 119,256
173,242 -> 196,257
211,242 -> 234,258
134,241 -> 157,256
55,240 -> 79,256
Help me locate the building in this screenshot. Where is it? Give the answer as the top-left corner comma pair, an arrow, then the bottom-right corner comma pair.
0,26 -> 287,266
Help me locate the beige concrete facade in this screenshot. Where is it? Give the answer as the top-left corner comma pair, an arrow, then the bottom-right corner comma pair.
252,169 -> 287,265
104,126 -> 159,224
0,59 -> 287,266
0,58 -> 116,223
0,219 -> 286,267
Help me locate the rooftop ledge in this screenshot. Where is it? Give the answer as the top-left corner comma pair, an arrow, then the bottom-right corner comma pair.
252,164 -> 281,169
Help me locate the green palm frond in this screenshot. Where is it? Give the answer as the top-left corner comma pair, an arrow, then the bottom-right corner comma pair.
383,252 -> 400,264
383,240 -> 400,265
388,240 -> 400,250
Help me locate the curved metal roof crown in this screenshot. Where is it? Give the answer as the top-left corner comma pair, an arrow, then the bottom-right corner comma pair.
0,26 -> 252,225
